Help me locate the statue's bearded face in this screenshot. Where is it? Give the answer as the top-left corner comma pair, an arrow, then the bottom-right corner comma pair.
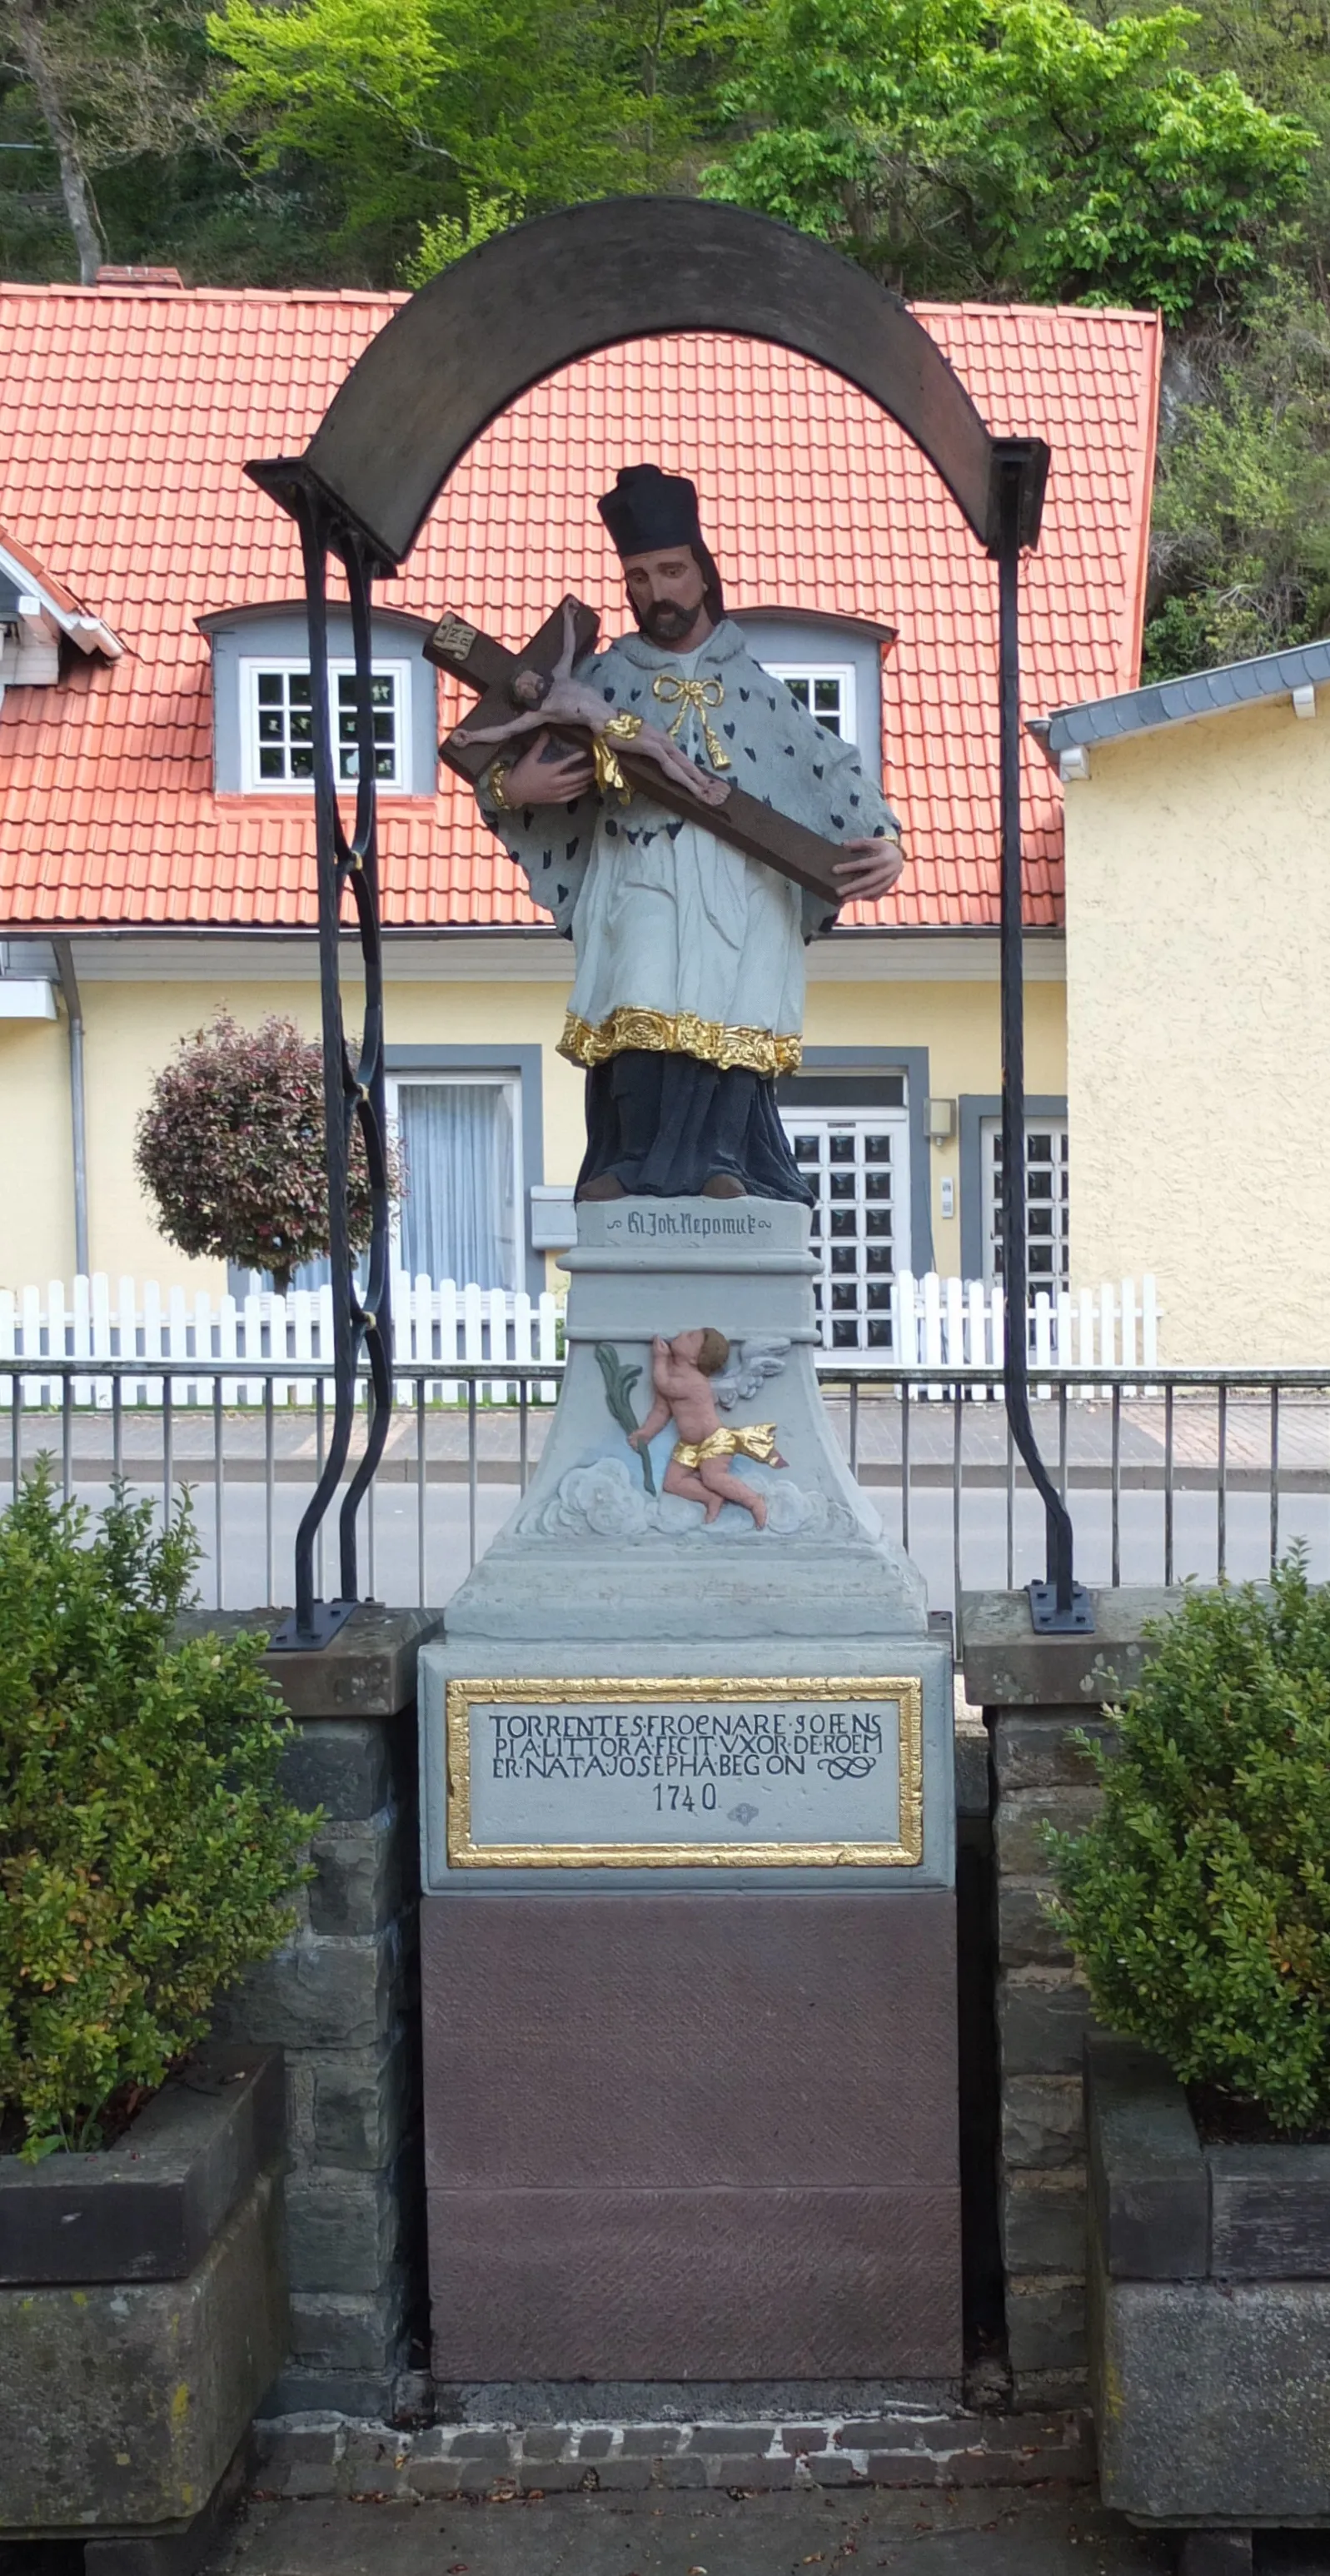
621,546 -> 711,648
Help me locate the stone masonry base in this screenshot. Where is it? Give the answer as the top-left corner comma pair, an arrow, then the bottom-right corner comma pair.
252,2406 -> 1093,2498
993,1707 -> 1114,2408
202,1607 -> 439,2419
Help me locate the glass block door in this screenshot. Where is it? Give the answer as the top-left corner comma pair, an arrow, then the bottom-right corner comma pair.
983,1116 -> 1069,1294
781,1109 -> 911,1351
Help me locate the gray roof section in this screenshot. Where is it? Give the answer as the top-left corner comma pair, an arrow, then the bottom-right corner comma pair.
1043,635 -> 1330,756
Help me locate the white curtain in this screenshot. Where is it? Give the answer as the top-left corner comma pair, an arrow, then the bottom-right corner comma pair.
397,1082 -> 516,1289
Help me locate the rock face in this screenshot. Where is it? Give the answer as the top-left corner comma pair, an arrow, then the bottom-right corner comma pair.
0,2055 -> 287,2536
1088,2036 -> 1330,2527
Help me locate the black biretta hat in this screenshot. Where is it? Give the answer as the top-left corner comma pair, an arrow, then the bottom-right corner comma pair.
597,463 -> 704,559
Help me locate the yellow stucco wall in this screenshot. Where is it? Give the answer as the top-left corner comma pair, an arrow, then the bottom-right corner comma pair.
0,958 -> 1066,1294
1065,693 -> 1330,1363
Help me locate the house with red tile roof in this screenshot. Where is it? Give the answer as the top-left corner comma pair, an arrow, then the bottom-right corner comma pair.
0,276 -> 1159,1316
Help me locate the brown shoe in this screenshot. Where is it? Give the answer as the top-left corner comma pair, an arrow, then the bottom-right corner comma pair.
577,1173 -> 627,1202
700,1173 -> 746,1199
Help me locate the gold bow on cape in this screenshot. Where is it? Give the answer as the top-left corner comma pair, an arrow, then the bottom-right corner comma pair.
651,672 -> 731,772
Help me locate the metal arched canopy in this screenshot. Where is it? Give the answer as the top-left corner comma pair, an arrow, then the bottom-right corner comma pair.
247,197 -> 1049,567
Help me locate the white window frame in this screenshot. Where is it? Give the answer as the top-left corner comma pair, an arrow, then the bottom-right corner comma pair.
385,1069 -> 523,1290
980,1114 -> 1069,1297
239,655 -> 411,794
780,1102 -> 910,1353
765,661 -> 859,748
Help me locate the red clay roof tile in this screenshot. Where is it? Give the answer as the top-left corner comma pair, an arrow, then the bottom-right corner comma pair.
0,282 -> 1159,930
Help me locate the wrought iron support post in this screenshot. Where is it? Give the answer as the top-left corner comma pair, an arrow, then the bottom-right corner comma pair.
246,458 -> 396,1647
994,447 -> 1093,1635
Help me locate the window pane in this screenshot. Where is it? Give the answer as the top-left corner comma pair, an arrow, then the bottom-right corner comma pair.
290,674 -> 312,705
258,747 -> 283,778
829,1134 -> 854,1162
257,673 -> 282,705
396,1083 -> 517,1291
783,676 -> 810,710
291,748 -> 315,777
793,1134 -> 819,1162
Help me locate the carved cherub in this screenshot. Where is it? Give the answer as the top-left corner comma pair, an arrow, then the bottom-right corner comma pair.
628,1328 -> 786,1529
451,597 -> 731,809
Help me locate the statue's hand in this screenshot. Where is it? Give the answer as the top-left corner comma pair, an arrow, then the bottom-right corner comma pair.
503,730 -> 596,806
834,835 -> 904,901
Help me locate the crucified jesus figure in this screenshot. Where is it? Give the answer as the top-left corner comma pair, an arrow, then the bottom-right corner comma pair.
452,597 -> 731,809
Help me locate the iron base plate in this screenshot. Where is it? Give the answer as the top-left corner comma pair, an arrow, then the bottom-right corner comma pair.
1027,1579 -> 1095,1636
266,1599 -> 361,1653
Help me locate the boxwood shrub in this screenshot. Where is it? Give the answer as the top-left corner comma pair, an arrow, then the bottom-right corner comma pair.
1049,1554 -> 1330,2134
0,1466 -> 316,2160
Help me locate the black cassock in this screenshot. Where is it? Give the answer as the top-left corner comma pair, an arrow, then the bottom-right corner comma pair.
575,1049 -> 814,1206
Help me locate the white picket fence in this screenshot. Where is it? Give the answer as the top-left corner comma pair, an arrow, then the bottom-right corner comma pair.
0,1270 -> 1155,1408
0,1274 -> 560,1408
889,1269 -> 1158,1392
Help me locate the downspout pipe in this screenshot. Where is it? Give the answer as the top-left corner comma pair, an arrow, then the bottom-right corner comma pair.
52,939 -> 89,1278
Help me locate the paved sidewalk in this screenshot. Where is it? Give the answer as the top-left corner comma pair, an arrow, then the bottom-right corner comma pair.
209,2486 -> 1176,2575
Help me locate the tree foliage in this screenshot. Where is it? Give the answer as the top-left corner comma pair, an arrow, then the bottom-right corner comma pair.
7,0 -> 1330,667
205,0 -> 723,276
134,1010 -> 393,1293
1049,1557 -> 1330,2135
0,1467 -> 315,2160
703,0 -> 1313,317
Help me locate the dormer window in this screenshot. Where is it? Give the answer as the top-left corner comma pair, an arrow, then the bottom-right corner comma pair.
241,657 -> 410,791
200,604 -> 436,796
729,609 -> 894,775
765,661 -> 856,742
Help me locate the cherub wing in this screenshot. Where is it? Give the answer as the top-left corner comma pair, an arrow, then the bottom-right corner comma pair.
712,1338 -> 792,1411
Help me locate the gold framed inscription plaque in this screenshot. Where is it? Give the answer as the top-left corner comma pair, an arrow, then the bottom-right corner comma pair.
445,1675 -> 924,1870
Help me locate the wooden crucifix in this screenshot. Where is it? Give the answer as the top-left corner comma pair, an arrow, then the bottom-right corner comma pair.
425,596 -> 849,906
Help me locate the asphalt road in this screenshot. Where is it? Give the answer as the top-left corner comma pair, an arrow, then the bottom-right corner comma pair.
42,1472 -> 1330,1622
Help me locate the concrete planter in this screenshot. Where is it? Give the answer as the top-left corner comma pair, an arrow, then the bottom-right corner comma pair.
0,2045 -> 288,2574
1088,2035 -> 1330,2573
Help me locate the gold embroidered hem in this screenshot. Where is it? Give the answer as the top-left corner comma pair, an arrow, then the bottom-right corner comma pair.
672,1423 -> 780,1470
559,1006 -> 802,1078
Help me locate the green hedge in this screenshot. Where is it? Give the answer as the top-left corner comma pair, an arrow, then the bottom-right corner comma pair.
1049,1556 -> 1330,2133
0,1467 -> 316,2160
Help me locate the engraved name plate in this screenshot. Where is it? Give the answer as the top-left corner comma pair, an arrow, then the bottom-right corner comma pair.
445,1676 -> 923,1869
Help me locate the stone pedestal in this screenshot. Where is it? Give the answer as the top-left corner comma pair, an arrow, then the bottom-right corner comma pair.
420,1198 -> 959,2385
961,1587 -> 1185,2408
